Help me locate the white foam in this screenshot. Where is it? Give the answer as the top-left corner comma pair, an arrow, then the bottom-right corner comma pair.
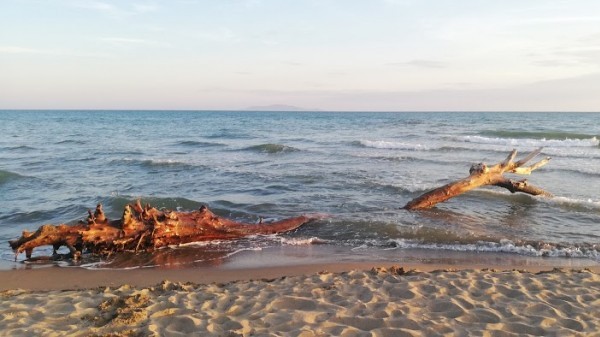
278,237 -> 328,245
474,189 -> 600,211
373,238 -> 600,260
456,136 -> 599,148
360,140 -> 430,151
542,196 -> 600,211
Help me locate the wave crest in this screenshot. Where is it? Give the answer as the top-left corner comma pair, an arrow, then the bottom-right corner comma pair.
358,140 -> 429,150
245,143 -> 300,154
103,195 -> 205,215
480,130 -> 598,140
384,238 -> 600,259
113,158 -> 204,170
175,140 -> 226,147
457,135 -> 599,148
0,169 -> 25,185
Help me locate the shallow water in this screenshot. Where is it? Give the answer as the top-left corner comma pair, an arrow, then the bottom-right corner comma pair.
1,110 -> 599,268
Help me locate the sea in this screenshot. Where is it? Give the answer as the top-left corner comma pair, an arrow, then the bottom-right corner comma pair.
1,110 -> 599,270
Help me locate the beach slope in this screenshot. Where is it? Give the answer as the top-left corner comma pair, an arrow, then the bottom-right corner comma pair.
1,266 -> 599,336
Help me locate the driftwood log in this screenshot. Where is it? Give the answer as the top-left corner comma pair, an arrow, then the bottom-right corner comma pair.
404,148 -> 552,210
9,200 -> 315,261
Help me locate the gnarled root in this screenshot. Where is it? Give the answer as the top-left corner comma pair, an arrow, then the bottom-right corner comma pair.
9,201 -> 315,261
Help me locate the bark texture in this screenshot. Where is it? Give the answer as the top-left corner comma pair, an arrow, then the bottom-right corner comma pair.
9,201 -> 315,261
404,148 -> 552,210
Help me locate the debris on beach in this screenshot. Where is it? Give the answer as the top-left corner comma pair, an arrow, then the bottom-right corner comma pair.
404,148 -> 552,210
9,201 -> 315,261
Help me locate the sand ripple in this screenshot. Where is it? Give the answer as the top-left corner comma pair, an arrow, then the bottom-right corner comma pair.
1,268 -> 600,336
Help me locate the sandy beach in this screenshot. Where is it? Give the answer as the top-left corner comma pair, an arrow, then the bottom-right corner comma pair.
4,0 -> 600,334
1,261 -> 600,337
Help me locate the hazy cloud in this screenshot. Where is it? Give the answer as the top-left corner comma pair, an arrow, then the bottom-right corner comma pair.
388,60 -> 446,69
0,46 -> 47,54
72,0 -> 117,13
533,59 -> 579,67
381,0 -> 414,6
283,61 -> 304,66
561,47 -> 600,66
0,45 -> 112,58
195,28 -> 238,42
5,1 -> 600,110
100,37 -> 163,46
205,73 -> 600,111
70,0 -> 159,17
132,3 -> 159,13
518,16 -> 600,25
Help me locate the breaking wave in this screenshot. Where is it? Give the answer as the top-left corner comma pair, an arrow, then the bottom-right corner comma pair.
541,196 -> 600,212
472,189 -> 600,212
358,140 -> 430,150
112,158 -> 205,170
456,135 -> 599,148
355,238 -> 600,260
480,130 -> 598,140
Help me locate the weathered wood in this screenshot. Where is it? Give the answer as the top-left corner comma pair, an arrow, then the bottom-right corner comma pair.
404,148 -> 552,210
9,200 -> 315,261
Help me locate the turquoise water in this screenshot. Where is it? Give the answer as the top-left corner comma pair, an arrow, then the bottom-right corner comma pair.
1,110 -> 599,268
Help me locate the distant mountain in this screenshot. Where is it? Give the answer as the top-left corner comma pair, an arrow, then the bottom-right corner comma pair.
244,104 -> 318,112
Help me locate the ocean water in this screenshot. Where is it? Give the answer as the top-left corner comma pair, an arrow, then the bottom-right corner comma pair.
1,110 -> 599,269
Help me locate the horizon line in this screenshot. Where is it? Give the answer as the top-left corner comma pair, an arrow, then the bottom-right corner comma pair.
1,109 -> 600,113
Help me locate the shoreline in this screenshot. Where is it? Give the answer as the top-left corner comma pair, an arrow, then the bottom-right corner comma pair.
3,261 -> 600,292
2,245 -> 599,291
3,246 -> 600,335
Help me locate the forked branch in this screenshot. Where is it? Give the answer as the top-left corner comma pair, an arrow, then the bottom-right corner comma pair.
403,148 -> 552,210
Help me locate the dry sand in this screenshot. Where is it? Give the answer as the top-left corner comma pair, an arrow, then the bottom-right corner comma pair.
1,265 -> 600,337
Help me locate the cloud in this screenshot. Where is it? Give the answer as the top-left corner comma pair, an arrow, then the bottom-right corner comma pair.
99,37 -> 163,46
533,59 -> 578,67
195,28 -> 238,42
381,0 -> 414,5
532,45 -> 600,68
330,73 -> 600,111
0,46 -> 47,54
72,0 -> 118,13
132,3 -> 159,13
206,73 -> 600,112
559,47 -> 600,66
70,0 -> 159,18
519,16 -> 600,25
0,45 -> 113,58
388,59 -> 446,69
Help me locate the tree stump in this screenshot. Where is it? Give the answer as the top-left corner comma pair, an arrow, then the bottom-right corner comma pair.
9,201 -> 316,261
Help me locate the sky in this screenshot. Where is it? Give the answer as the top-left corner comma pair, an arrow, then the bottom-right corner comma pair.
1,0 -> 600,111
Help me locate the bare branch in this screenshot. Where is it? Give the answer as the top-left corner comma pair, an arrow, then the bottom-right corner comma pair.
512,157 -> 551,175
514,147 -> 543,166
500,149 -> 518,169
404,149 -> 553,210
493,179 -> 553,197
